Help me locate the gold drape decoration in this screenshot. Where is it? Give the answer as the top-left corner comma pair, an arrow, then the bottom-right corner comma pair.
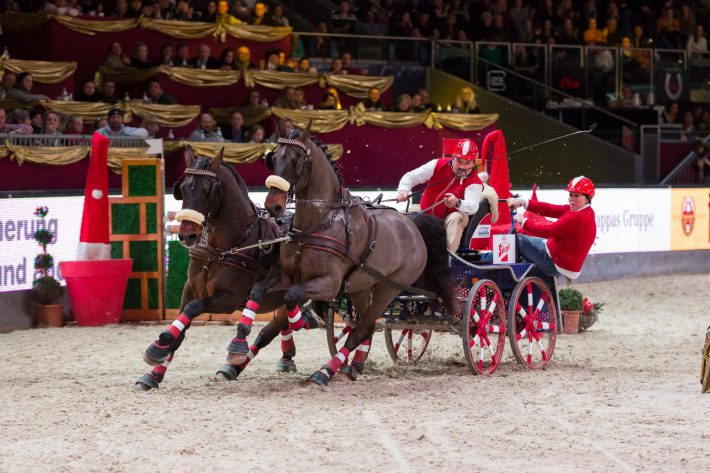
41,100 -> 201,127
243,70 -> 319,89
222,23 -> 292,42
349,104 -> 428,128
426,112 -> 500,131
323,75 -> 394,99
1,59 -> 77,84
129,102 -> 202,127
6,143 -> 86,166
271,107 -> 351,133
208,106 -> 272,126
107,148 -> 156,172
54,15 -> 139,35
99,66 -> 159,84
182,141 -> 343,163
100,65 -> 241,87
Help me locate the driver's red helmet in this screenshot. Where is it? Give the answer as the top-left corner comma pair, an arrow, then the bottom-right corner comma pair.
452,139 -> 479,161
566,176 -> 595,199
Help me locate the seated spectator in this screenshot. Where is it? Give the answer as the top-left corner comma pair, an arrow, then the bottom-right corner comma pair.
130,41 -> 155,69
274,86 -> 297,109
45,0 -> 80,17
662,102 -> 680,124
360,87 -> 384,111
223,111 -> 246,143
159,43 -> 175,66
603,18 -> 622,46
692,140 -> 710,183
142,115 -> 161,139
611,84 -> 635,108
98,108 -> 148,138
125,0 -> 143,18
93,117 -> 108,132
631,25 -> 651,48
147,79 -> 177,105
318,92 -> 338,110
248,124 -> 265,143
411,93 -> 427,112
679,4 -> 696,40
267,117 -> 295,142
417,88 -> 436,110
392,93 -> 414,113
104,41 -> 130,69
246,90 -> 262,107
360,9 -> 383,36
236,46 -> 257,71
268,4 -> 289,27
297,57 -> 311,74
230,1 -> 250,22
331,0 -> 356,35
174,43 -> 191,68
292,88 -> 307,109
217,0 -> 241,25
219,48 -> 237,70
261,49 -> 280,71
278,56 -> 297,73
201,1 -> 217,22
0,71 -> 16,100
11,108 -> 32,129
454,86 -> 480,114
7,73 -> 49,103
100,80 -> 120,104
64,115 -> 84,135
657,7 -> 682,49
174,0 -> 194,21
681,111 -> 696,140
557,18 -> 579,45
190,44 -> 220,69
326,87 -> 342,110
188,113 -> 221,141
248,1 -> 268,25
76,80 -> 104,102
308,22 -> 334,58
329,57 -> 347,75
583,18 -> 605,45
340,52 -> 361,75
41,111 -> 64,145
0,108 -> 32,135
687,25 -> 708,55
30,109 -> 43,134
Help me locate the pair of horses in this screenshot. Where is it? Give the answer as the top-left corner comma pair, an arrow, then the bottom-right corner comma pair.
136,123 -> 454,389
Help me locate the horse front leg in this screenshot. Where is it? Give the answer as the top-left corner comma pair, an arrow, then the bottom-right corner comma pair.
215,306 -> 291,380
226,267 -> 285,365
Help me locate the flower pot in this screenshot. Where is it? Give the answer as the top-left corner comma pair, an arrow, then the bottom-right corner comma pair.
36,304 -> 64,328
562,310 -> 581,335
60,259 -> 132,326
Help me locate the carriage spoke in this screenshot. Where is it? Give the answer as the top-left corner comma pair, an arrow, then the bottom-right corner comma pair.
407,330 -> 413,360
393,330 -> 408,353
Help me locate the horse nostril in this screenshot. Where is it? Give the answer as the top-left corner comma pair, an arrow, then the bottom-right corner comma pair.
272,205 -> 283,216
185,234 -> 198,246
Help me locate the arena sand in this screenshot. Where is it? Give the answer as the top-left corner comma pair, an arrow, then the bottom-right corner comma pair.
1,273 -> 709,472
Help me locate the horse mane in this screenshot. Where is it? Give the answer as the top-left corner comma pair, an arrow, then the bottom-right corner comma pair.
290,128 -> 343,186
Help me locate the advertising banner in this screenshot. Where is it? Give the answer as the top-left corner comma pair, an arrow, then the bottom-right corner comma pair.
670,188 -> 710,250
0,196 -> 84,292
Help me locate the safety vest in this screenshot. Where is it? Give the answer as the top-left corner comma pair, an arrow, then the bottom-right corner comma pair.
420,158 -> 481,219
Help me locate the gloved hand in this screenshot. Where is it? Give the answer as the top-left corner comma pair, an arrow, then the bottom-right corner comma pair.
396,190 -> 409,203
481,183 -> 499,223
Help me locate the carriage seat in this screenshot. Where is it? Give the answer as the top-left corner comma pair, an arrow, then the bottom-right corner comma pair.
457,198 -> 493,258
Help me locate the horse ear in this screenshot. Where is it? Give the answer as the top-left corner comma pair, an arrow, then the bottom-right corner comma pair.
301,120 -> 312,142
185,144 -> 196,167
209,147 -> 224,171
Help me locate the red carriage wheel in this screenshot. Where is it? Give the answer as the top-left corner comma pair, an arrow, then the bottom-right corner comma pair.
384,326 -> 432,363
461,279 -> 506,376
506,277 -> 557,370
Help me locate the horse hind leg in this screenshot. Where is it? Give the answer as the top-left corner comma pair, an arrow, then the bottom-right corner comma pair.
134,352 -> 175,391
339,332 -> 374,381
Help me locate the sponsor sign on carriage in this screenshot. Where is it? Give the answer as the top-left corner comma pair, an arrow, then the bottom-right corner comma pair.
492,234 -> 515,264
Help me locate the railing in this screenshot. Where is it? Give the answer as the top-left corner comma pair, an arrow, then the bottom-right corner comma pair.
660,132 -> 710,186
1,134 -> 148,148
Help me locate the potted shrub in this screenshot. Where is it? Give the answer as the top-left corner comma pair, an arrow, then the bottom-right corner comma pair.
579,297 -> 604,332
558,287 -> 583,334
32,206 -> 64,327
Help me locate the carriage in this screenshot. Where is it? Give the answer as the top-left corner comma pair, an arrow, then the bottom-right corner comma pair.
323,199 -> 561,377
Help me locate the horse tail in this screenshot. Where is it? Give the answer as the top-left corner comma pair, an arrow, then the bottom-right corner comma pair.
409,213 -> 456,317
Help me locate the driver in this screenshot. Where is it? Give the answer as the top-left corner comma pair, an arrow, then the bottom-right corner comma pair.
396,139 -> 497,251
507,176 -> 596,279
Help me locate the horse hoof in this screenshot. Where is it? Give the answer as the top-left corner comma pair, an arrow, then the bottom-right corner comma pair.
226,352 -> 247,365
215,364 -> 241,381
134,374 -> 159,391
339,365 -> 359,381
143,341 -> 170,366
275,358 -> 297,373
308,370 -> 330,386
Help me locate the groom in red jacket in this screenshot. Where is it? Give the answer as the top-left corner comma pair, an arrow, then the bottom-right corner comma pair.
507,176 -> 597,279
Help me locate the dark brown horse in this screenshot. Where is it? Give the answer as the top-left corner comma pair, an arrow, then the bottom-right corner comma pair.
227,125 -> 455,385
135,146 -> 319,390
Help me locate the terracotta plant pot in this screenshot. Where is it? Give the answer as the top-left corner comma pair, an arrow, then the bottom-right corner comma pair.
562,310 -> 581,335
36,304 -> 64,328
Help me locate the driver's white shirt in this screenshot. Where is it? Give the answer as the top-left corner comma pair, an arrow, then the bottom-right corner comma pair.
397,159 -> 483,214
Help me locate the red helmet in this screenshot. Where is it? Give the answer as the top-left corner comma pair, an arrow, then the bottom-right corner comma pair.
566,176 -> 595,199
452,139 -> 479,161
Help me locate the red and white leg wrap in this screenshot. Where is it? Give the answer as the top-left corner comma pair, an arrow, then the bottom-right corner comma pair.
236,345 -> 260,370
152,353 -> 174,377
280,329 -> 295,355
238,300 -> 259,327
323,347 -> 351,375
352,340 -> 370,366
166,314 -> 190,338
287,306 -> 306,331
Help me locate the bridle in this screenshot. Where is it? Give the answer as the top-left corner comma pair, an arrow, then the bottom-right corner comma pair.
273,137 -> 313,197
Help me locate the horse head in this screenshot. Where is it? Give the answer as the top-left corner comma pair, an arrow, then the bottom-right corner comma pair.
174,145 -> 224,247
264,121 -> 316,219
